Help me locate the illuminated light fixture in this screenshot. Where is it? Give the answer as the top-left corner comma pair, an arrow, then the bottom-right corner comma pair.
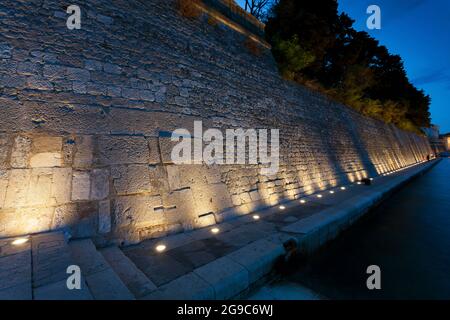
316,194 -> 323,198
155,244 -> 166,252
211,227 -> 220,234
11,238 -> 29,246
300,199 -> 306,204
329,190 -> 335,194
279,205 -> 286,210
357,181 -> 362,185
253,214 -> 260,220
340,186 -> 346,190
370,178 -> 374,181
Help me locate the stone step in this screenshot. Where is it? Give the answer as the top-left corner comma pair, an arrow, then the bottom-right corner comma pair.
100,246 -> 157,298
30,231 -> 92,300
69,239 -> 134,300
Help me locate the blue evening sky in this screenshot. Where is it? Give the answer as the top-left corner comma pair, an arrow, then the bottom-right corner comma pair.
236,0 -> 450,133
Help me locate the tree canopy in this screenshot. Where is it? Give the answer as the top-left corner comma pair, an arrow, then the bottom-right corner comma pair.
264,0 -> 431,133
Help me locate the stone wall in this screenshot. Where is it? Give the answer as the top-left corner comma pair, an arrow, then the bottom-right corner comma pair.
0,0 -> 432,244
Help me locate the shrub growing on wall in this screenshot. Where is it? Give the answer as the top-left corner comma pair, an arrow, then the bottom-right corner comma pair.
265,0 -> 431,132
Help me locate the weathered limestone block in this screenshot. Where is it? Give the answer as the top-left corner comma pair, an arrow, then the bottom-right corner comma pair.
72,202 -> 98,238
163,188 -> 198,229
195,212 -> 217,229
148,165 -> 169,192
90,169 -> 109,200
31,136 -> 62,153
10,136 -> 31,168
71,171 -> 91,201
73,136 -> 94,168
98,136 -> 150,165
239,192 -> 252,204
98,200 -> 111,234
51,168 -> 72,205
112,165 -> 151,195
51,203 -> 78,230
113,194 -> 163,228
0,207 -> 54,237
204,165 -> 222,184
230,194 -> 242,206
249,190 -> 261,201
27,168 -> 53,207
0,135 -> 12,169
0,170 -> 8,209
159,137 -> 177,164
166,165 -> 183,190
146,137 -> 161,164
4,169 -> 31,208
29,152 -> 62,168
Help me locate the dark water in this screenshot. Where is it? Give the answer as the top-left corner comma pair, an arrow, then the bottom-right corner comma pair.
285,158 -> 450,300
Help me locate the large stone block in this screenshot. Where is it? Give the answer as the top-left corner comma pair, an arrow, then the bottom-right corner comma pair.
51,168 -> 72,205
4,169 -> 31,208
27,168 -> 53,207
163,188 -> 198,228
90,168 -> 109,200
51,204 -> 78,230
0,134 -> 12,169
112,164 -> 152,195
29,152 -> 62,168
98,136 -> 150,165
10,136 -> 31,168
0,207 -> 54,237
113,194 -> 163,228
71,171 -> 91,201
0,170 -> 8,209
73,135 -> 94,168
31,136 -> 62,153
98,200 -> 111,234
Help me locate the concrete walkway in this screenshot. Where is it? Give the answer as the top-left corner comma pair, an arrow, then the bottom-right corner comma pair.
0,160 -> 438,300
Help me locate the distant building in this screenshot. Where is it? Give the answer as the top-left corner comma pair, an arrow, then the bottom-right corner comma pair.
422,124 -> 445,155
440,133 -> 450,151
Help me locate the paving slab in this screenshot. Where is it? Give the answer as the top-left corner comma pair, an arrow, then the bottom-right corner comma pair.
194,256 -> 249,299
124,247 -> 193,286
101,246 -> 157,298
31,232 -> 72,288
167,240 -> 217,269
141,272 -> 214,300
34,278 -> 93,300
226,238 -> 285,285
0,282 -> 32,300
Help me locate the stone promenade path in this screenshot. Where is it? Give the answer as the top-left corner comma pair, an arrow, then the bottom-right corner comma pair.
0,160 -> 436,300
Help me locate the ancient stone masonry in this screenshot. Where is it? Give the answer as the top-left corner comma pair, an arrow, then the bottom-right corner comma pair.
0,0 -> 432,245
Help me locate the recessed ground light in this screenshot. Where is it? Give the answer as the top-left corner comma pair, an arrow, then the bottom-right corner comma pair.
11,238 -> 28,246
155,244 -> 166,252
317,194 -> 322,198
300,199 -> 306,204
211,227 -> 220,234
329,190 -> 335,194
279,205 -> 286,210
370,178 -> 374,181
253,215 -> 260,220
357,181 -> 362,185
340,187 -> 346,190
